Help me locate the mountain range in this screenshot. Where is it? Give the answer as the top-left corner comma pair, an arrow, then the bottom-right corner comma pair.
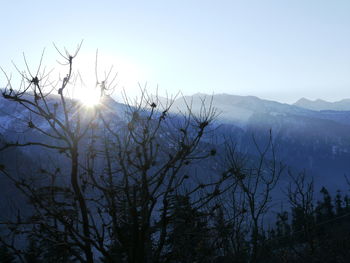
169,94 -> 350,192
294,97 -> 350,111
1,93 -> 350,196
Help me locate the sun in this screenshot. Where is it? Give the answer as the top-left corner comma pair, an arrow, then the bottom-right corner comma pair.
63,50 -> 148,107
74,86 -> 102,107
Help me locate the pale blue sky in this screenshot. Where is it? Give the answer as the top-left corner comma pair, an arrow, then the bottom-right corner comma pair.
1,0 -> 350,103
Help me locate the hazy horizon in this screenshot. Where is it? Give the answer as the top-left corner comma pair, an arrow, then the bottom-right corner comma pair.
121,91 -> 350,105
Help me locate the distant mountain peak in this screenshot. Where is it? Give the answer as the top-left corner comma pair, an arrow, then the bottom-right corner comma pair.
295,97 -> 311,103
294,97 -> 350,111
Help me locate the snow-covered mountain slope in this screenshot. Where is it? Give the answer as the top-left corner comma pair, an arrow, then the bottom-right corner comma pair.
294,97 -> 350,111
172,93 -> 311,127
171,94 -> 350,191
1,92 -> 350,192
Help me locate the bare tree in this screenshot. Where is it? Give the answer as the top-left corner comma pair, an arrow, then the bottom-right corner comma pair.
212,186 -> 250,263
287,171 -> 316,256
86,91 -> 231,263
0,43 -> 114,263
222,132 -> 284,263
0,46 -> 229,263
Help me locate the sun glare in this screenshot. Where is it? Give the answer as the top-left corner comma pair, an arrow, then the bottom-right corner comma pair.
62,50 -> 149,106
74,87 -> 102,107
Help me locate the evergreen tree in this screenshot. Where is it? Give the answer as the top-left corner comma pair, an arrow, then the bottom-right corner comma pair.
24,236 -> 42,263
40,236 -> 77,263
316,186 -> 334,223
0,245 -> 15,263
164,195 -> 214,263
344,195 -> 350,212
275,211 -> 291,247
213,207 -> 230,258
335,190 -> 343,216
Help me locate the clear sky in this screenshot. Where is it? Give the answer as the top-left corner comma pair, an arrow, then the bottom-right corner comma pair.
1,0 -> 350,103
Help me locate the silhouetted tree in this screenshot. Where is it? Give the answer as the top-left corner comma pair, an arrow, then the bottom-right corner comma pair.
162,195 -> 213,263
287,171 -> 316,256
0,45 -> 227,263
335,190 -> 343,216
222,132 -> 284,263
24,235 -> 42,263
93,92 -> 225,263
0,244 -> 15,263
316,186 -> 334,224
275,211 -> 291,245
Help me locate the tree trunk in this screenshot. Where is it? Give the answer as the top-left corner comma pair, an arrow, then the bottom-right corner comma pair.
71,145 -> 94,263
